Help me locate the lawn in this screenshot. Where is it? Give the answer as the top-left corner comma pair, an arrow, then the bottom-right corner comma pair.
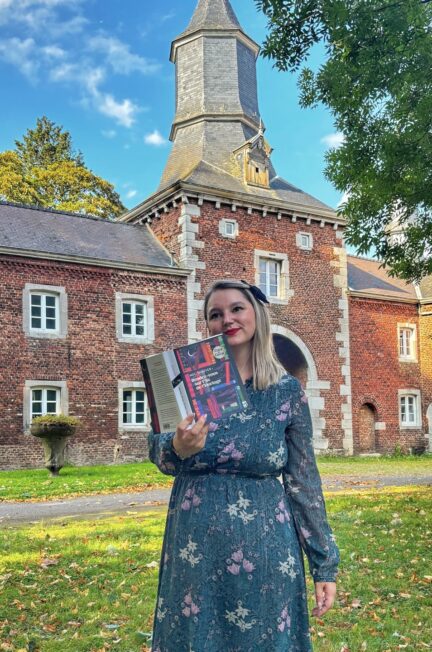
1,455 -> 431,502
0,486 -> 431,651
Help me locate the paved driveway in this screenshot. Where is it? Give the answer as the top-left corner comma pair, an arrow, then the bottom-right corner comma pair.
0,474 -> 430,526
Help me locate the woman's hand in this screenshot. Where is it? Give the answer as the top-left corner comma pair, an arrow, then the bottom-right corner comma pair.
312,582 -> 337,617
172,414 -> 209,460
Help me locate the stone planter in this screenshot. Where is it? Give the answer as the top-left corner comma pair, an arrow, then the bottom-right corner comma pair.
30,422 -> 77,476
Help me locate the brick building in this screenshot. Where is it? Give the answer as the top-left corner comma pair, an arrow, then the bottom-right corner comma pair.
0,0 -> 431,469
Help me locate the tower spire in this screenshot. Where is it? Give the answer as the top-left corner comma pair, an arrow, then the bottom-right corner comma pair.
180,0 -> 242,37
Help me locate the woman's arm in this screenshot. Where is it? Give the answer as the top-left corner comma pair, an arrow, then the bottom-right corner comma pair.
282,379 -> 340,584
148,430 -> 184,476
148,414 -> 209,476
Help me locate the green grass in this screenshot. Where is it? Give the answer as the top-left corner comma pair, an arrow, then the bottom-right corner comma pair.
0,487 -> 430,651
0,455 -> 431,502
0,463 -> 172,502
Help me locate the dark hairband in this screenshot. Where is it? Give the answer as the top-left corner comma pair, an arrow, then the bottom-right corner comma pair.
241,280 -> 270,305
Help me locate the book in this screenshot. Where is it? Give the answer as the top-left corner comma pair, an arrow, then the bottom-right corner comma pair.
140,334 -> 251,434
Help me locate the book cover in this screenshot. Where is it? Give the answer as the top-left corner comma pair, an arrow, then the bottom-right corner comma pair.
140,334 -> 251,434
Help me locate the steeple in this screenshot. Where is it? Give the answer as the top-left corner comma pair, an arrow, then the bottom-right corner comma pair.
179,0 -> 242,38
159,0 -> 261,190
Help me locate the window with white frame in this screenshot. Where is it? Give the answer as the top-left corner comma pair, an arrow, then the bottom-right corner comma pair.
23,380 -> 68,431
296,232 -> 313,251
30,292 -> 59,332
122,301 -> 147,338
398,324 -> 417,361
254,250 -> 293,305
118,382 -> 148,429
219,218 -> 238,239
115,293 -> 155,344
259,258 -> 280,298
23,284 -> 67,339
31,387 -> 60,418
399,390 -> 421,428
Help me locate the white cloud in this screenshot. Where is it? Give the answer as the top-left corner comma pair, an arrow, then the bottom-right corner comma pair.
97,94 -> 139,128
88,35 -> 160,75
41,44 -> 66,59
0,0 -> 86,33
126,189 -> 137,199
0,37 -> 39,80
144,130 -> 167,146
102,129 -> 116,139
321,132 -> 345,148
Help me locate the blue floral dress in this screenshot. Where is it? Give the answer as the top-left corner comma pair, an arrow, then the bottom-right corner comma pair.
148,374 -> 339,652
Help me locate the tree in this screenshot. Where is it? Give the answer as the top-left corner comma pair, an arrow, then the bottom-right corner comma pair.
256,0 -> 432,281
0,117 -> 125,219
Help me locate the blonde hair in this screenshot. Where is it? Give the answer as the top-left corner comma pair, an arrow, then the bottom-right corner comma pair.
203,279 -> 286,391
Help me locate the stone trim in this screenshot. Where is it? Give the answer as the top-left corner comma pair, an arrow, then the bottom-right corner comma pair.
219,218 -> 239,239
115,292 -> 155,344
177,204 -> 205,342
296,232 -> 313,251
23,283 -> 68,340
23,380 -> 68,433
118,381 -> 150,432
254,249 -> 293,305
333,246 -> 354,453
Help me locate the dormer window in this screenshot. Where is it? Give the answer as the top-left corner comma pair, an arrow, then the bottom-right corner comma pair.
234,128 -> 273,189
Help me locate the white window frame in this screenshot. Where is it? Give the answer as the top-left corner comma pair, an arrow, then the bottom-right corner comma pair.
296,231 -> 313,251
23,380 -> 68,432
397,323 -> 417,362
115,293 -> 155,344
23,284 -> 68,339
254,250 -> 293,305
398,389 -> 422,429
219,218 -> 239,239
118,381 -> 149,430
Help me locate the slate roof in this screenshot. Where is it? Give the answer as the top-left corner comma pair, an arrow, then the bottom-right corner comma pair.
178,0 -> 242,39
0,202 -> 177,270
347,256 -> 417,301
182,161 -> 334,213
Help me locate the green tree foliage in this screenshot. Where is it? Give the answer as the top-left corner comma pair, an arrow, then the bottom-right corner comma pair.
256,0 -> 432,281
0,117 -> 125,219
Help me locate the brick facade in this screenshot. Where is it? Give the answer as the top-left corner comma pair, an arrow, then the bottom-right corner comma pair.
0,254 -> 188,469
349,297 -> 429,453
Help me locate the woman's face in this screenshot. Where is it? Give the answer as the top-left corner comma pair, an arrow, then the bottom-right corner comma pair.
206,289 -> 256,349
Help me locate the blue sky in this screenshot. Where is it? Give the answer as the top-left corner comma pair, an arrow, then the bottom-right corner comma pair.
0,0 -> 344,211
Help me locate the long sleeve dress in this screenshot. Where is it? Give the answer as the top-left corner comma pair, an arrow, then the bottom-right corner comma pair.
148,374 -> 339,652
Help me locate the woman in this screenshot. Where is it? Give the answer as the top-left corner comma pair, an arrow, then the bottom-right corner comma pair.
149,279 -> 339,652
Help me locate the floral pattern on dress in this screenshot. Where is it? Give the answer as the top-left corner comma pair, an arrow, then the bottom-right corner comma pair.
148,374 -> 339,651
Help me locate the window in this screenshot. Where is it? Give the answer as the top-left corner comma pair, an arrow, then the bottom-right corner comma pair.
296,232 -> 313,251
254,250 -> 293,305
30,293 -> 58,332
259,258 -> 281,299
23,380 -> 68,431
399,390 -> 422,428
219,218 -> 238,239
115,293 -> 155,344
123,389 -> 147,426
122,301 -> 147,338
31,387 -> 60,418
398,324 -> 417,361
118,381 -> 148,429
23,284 -> 67,339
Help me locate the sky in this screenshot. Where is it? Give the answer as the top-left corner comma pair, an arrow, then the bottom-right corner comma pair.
0,0 -> 345,212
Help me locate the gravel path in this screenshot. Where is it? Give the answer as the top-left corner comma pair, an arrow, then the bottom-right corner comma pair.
0,474 -> 430,526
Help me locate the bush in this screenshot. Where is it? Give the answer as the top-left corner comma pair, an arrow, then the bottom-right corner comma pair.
31,414 -> 80,427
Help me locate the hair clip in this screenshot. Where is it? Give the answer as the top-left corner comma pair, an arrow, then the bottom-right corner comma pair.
240,280 -> 270,304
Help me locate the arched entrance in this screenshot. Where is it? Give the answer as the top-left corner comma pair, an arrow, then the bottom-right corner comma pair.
271,327 -> 330,451
427,404 -> 432,452
273,334 -> 308,387
358,403 -> 377,453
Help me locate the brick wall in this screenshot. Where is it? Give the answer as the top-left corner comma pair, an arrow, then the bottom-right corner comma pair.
151,199 -> 349,452
349,297 -> 425,453
419,305 -> 432,450
0,255 -> 188,470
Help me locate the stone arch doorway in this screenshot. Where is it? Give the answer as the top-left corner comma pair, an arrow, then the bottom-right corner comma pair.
273,334 -> 308,387
427,404 -> 432,452
271,327 -> 330,451
358,403 -> 377,453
